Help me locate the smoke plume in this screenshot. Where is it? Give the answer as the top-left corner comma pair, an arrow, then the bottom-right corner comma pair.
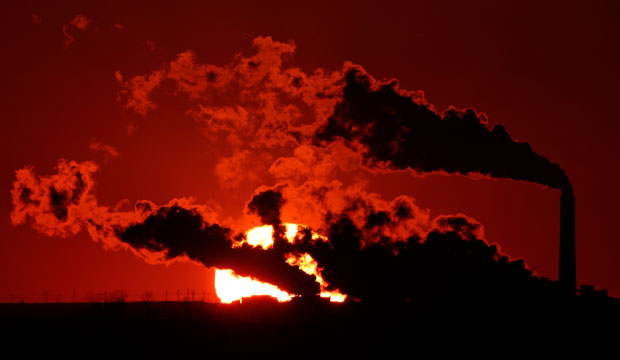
10,37 -> 570,302
255,187 -> 551,302
10,160 -> 318,295
315,65 -> 570,190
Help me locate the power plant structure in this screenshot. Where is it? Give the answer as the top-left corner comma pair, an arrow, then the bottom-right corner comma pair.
559,184 -> 576,295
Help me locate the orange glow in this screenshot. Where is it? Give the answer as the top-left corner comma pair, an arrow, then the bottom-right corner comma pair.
285,223 -> 298,242
245,225 -> 274,249
285,252 -> 347,303
323,291 -> 347,302
214,269 -> 292,303
215,224 -> 346,303
241,223 -> 299,249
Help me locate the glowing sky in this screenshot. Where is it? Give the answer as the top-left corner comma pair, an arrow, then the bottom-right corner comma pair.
2,1 -> 620,300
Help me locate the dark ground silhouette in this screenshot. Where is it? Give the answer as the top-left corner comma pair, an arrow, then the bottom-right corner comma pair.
1,293 -> 618,356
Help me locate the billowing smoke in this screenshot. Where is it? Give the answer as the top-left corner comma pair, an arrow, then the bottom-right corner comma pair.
253,187 -> 552,302
315,65 -> 570,190
117,204 -> 318,295
10,161 -> 318,295
246,187 -> 285,227
312,65 -> 575,292
11,161 -> 550,301
10,37 -> 569,302
11,160 -> 98,237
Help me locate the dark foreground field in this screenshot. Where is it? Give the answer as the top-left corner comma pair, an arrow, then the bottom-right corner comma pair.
1,296 -> 618,356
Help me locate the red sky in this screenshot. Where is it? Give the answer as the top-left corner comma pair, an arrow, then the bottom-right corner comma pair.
2,0 -> 619,301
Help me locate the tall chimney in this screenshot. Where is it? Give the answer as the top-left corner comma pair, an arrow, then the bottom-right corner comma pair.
559,184 -> 576,295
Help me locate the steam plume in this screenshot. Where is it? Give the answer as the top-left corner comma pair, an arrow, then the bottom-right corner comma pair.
312,65 -> 576,292
250,187 -> 552,302
10,160 -> 318,295
315,66 -> 570,190
10,37 -> 573,301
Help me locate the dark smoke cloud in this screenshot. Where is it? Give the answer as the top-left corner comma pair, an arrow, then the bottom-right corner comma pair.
10,161 -> 318,295
243,186 -> 556,303
11,159 -> 558,303
246,188 -> 285,227
117,205 -> 318,295
11,37 -> 570,303
315,66 -> 570,190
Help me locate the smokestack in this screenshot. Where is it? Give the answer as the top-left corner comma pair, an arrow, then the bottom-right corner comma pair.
559,184 -> 576,296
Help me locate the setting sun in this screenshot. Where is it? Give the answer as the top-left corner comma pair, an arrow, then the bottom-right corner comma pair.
216,224 -> 346,303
